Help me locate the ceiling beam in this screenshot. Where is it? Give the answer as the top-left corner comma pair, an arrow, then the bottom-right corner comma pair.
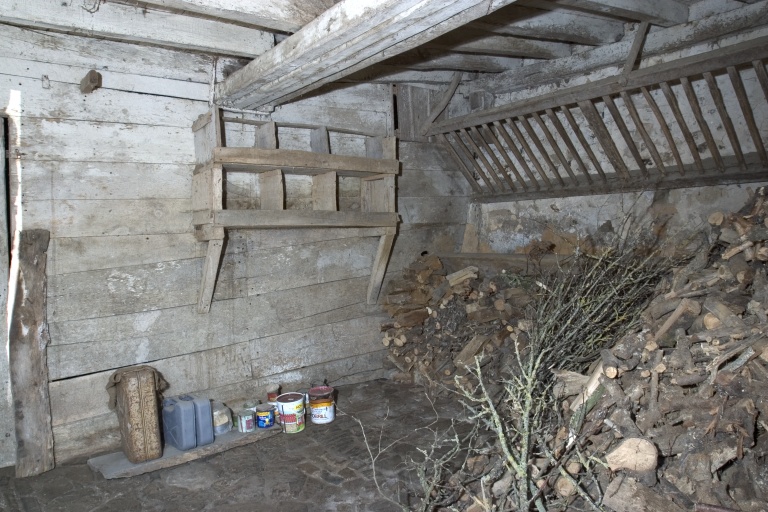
469,4 -> 624,45
342,66 -> 479,85
215,0 -> 520,110
112,0 -> 333,33
1,0 -> 273,57
472,1 -> 768,95
522,0 -> 688,27
427,30 -> 572,59
385,49 -> 525,72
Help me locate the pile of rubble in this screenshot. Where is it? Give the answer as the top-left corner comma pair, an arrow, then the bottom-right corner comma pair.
381,189 -> 768,511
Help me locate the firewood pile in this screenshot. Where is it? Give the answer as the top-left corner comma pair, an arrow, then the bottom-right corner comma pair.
381,189 -> 768,511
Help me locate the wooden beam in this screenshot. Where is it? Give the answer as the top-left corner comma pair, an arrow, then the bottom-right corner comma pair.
367,227 -> 397,304
727,66 -> 768,166
508,117 -> 553,188
560,106 -> 606,182
427,31 -> 572,59
449,131 -> 497,192
420,72 -> 463,136
472,2 -> 768,95
640,86 -> 686,176
578,100 -> 630,180
679,77 -> 724,171
473,126 -> 518,191
216,0 -> 520,109
482,124 -> 529,190
622,21 -> 649,78
601,94 -> 648,177
197,239 -> 224,314
619,91 -> 666,175
438,133 -> 484,193
1,0 -> 273,58
429,34 -> 768,134
531,111 -> 577,185
111,0 -> 332,33
9,230 -> 54,477
343,66 -> 476,85
214,148 -> 399,176
384,49 -> 525,73
703,71 -> 746,170
493,120 -> 541,189
519,115 -> 564,186
464,127 -> 508,192
469,4 -> 624,45
659,81 -> 704,173
545,108 -> 591,184
206,210 -> 399,229
536,0 -> 688,27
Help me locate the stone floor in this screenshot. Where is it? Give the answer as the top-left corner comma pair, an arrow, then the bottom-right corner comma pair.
0,379 -> 467,511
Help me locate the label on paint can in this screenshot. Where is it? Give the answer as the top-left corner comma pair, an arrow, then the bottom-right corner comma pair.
255,405 -> 275,428
276,392 -> 306,434
236,410 -> 255,433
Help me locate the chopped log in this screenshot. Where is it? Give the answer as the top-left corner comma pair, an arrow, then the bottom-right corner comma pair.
722,240 -> 753,260
605,438 -> 658,473
653,298 -> 701,344
394,308 -> 429,328
667,329 -> 694,371
600,349 -> 622,379
446,266 -> 478,286
454,335 -> 491,368
703,296 -> 746,330
647,297 -> 682,320
552,370 -> 590,398
708,211 -> 725,226
569,361 -> 603,412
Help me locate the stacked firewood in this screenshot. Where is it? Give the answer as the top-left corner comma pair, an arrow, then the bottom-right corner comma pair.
382,188 -> 768,511
380,254 -> 536,393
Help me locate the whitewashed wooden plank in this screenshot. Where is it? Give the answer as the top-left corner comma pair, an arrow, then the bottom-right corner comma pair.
400,140 -> 456,171
0,24 -> 213,83
399,168 -> 473,198
52,414 -> 120,464
49,343 -> 251,427
243,237 -> 379,295
0,56 -> 208,101
18,119 -> 194,163
20,162 -> 192,202
233,276 -> 370,341
543,0 -> 688,27
386,50 -> 525,72
50,234 -> 201,275
118,0 -> 332,33
2,0 -> 274,58
0,75 -> 206,127
272,106 -> 390,137
217,0 -> 519,109
23,199 -> 191,237
234,227 -> 386,252
48,258 -> 207,322
250,315 -> 386,378
277,83 -> 392,110
399,196 -> 471,225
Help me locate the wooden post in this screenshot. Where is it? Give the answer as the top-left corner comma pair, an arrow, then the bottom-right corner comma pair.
197,238 -> 224,314
0,119 -> 12,466
9,229 -> 54,477
367,226 -> 396,305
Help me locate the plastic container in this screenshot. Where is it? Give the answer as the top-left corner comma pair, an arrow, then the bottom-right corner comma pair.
190,396 -> 214,446
162,396 -> 197,451
212,401 -> 232,436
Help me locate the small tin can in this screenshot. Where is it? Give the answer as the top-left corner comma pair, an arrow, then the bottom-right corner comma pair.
255,404 -> 275,428
236,410 -> 255,433
267,391 -> 281,423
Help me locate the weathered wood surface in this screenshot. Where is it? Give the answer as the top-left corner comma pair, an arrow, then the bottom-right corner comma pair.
9,230 -> 54,477
427,31 -> 572,59
473,2 -> 768,96
196,210 -> 399,229
2,0 -> 273,57
0,121 -> 12,467
89,427 -> 281,479
543,0 -> 688,26
216,0 -> 520,109
214,147 -> 399,175
112,0 -> 332,33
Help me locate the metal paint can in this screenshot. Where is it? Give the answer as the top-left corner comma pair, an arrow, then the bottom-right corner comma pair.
267,391 -> 281,424
255,404 -> 275,429
310,397 -> 335,424
236,410 -> 255,433
276,392 -> 305,434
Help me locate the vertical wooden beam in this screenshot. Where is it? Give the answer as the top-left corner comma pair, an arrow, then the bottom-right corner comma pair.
640,86 -> 686,175
482,124 -> 529,191
619,91 -> 665,176
361,174 -> 395,213
260,170 -> 285,210
546,108 -> 591,184
601,95 -> 649,178
752,60 -> 768,105
449,131 -> 495,192
703,72 -> 746,171
492,121 -> 540,190
532,111 -> 579,186
578,100 -> 631,180
9,230 -> 54,477
622,21 -> 650,78
0,119 -> 10,466
679,77 -> 724,171
310,126 -> 331,154
519,115 -> 565,187
472,126 -> 517,191
659,81 -> 704,173
437,133 -> 482,193
560,106 -> 606,183
463,128 -> 506,192
419,71 -> 462,136
727,66 -> 768,166
313,172 -> 337,211
254,121 -> 278,149
507,118 -> 553,188
192,106 -> 222,165
367,227 -> 396,305
197,239 -> 224,314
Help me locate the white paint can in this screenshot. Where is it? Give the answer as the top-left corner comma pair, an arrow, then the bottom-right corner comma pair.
276,392 -> 305,434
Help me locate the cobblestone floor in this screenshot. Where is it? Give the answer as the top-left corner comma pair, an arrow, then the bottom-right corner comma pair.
0,379 -> 467,511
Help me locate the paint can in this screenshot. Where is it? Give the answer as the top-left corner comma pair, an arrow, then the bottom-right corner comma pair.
276,392 -> 305,434
255,404 -> 275,429
309,386 -> 334,400
310,397 -> 335,424
267,391 -> 281,424
236,410 -> 255,433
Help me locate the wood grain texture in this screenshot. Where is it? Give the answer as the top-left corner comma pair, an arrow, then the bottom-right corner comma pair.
0,121 -> 11,467
9,230 -> 54,477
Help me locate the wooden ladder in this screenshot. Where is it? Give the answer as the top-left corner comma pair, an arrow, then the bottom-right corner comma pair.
192,107 -> 399,313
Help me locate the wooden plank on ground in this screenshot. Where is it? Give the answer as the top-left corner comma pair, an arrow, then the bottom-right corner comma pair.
9,230 -> 54,477
1,0 -> 273,58
216,0 -> 520,109
88,428 -> 281,479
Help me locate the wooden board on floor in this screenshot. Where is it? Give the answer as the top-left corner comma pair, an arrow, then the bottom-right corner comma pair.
88,427 -> 281,479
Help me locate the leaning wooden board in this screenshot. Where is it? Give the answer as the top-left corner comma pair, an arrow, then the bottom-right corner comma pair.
88,427 -> 281,479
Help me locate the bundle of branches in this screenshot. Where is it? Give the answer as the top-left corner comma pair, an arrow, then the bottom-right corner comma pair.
451,239 -> 678,511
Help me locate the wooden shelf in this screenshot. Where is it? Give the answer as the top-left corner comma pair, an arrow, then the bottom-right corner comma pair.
213,147 -> 399,176
191,107 -> 399,314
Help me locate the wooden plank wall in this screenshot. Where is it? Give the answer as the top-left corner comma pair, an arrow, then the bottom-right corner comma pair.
0,25 -> 471,465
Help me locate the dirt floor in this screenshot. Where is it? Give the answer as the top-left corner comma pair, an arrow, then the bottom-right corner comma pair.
0,379 -> 466,511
